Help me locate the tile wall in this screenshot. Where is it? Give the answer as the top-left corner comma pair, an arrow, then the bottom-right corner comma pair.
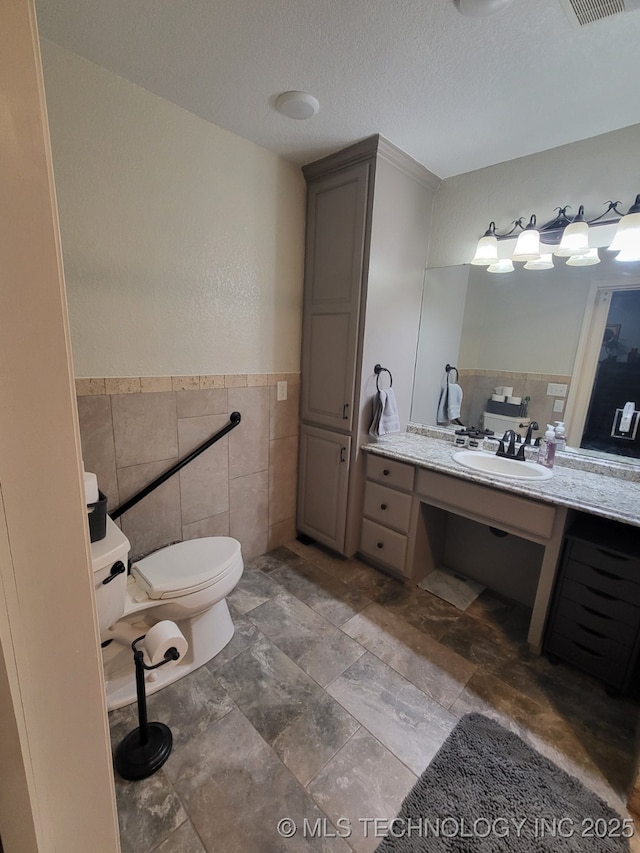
458,369 -> 572,435
76,374 -> 299,561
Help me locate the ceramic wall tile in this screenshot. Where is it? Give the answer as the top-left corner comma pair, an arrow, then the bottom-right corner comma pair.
75,377 -> 106,396
118,459 -> 182,558
176,388 -> 228,419
172,376 -> 200,391
182,512 -> 230,540
105,377 -> 141,395
111,391 -> 178,468
269,435 -> 298,526
140,376 -> 172,393
224,374 -> 247,388
228,386 -> 269,478
229,470 -> 269,561
178,414 -> 230,525
269,383 -> 300,440
77,394 -> 119,509
198,375 -> 225,389
268,517 -> 297,550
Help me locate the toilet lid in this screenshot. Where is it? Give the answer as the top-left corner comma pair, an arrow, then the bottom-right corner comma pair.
132,537 -> 241,599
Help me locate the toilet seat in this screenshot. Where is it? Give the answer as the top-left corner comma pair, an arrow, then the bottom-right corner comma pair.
132,537 -> 242,600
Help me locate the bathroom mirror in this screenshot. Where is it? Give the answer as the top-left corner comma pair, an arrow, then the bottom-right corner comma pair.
411,252 -> 640,461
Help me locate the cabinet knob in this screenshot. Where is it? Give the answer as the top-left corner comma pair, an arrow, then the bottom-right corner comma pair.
380,503 -> 387,510
376,542 -> 384,549
382,469 -> 390,476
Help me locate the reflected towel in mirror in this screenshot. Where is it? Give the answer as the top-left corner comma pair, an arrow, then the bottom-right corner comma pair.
437,379 -> 464,425
369,388 -> 400,436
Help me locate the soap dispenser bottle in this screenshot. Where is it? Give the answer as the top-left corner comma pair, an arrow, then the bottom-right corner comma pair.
537,424 -> 556,469
554,421 -> 567,452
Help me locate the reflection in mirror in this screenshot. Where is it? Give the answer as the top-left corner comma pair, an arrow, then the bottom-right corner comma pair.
411,252 -> 640,462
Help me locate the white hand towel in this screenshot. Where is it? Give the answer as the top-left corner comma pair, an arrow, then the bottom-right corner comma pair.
369,389 -> 400,436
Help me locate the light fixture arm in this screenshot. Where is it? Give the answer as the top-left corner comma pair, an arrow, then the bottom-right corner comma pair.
489,200 -> 631,245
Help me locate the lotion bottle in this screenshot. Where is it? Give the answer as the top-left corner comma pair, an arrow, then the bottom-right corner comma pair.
554,421 -> 567,452
537,424 -> 556,469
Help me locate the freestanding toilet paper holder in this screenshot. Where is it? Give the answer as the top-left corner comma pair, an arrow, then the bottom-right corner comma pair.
115,635 -> 180,781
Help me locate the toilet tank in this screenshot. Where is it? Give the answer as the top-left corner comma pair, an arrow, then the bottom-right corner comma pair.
483,412 -> 530,438
90,516 -> 130,634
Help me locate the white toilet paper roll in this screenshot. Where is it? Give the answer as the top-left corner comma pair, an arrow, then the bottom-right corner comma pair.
143,620 -> 188,668
501,387 -> 514,397
507,396 -> 522,405
491,393 -> 506,402
83,471 -> 99,505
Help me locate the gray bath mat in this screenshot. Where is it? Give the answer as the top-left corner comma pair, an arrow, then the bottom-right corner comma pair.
376,713 -> 630,852
418,566 -> 484,610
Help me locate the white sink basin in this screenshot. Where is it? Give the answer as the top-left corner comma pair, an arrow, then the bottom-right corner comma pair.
452,450 -> 553,481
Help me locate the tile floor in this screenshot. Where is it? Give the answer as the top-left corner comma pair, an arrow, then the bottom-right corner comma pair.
109,540 -> 640,852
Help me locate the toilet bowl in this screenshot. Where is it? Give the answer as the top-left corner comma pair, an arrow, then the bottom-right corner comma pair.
482,411 -> 530,438
91,516 -> 243,710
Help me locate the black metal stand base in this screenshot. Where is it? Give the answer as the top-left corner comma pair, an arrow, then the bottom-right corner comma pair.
115,722 -> 173,781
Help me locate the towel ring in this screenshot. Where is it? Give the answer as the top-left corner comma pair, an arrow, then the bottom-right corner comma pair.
374,364 -> 393,390
445,363 -> 458,383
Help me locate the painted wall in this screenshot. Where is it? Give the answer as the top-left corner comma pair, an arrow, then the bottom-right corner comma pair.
429,123 -> 640,269
40,40 -> 306,378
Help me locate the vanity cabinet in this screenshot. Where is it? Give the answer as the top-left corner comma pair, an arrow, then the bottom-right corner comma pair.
544,515 -> 640,694
296,135 -> 439,555
360,456 -> 415,575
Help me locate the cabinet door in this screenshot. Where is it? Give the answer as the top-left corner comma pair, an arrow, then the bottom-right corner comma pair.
297,424 -> 351,553
300,162 -> 371,431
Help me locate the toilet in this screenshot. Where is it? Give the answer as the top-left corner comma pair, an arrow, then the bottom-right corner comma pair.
91,516 -> 243,710
482,411 -> 530,439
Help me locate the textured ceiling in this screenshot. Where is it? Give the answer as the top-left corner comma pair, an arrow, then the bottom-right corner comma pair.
34,0 -> 640,178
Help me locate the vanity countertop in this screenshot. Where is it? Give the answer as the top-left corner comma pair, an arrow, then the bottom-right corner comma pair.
362,432 -> 640,529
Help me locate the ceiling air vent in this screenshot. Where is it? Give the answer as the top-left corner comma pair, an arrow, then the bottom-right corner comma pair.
559,0 -> 640,27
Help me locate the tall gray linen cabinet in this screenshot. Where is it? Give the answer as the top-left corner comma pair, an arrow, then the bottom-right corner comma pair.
296,135 -> 440,557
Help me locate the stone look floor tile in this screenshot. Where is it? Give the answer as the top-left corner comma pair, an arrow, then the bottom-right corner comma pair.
215,637 -> 360,786
145,665 -> 234,749
308,728 -> 418,853
342,602 -> 476,708
205,609 -> 264,671
109,540 -> 640,853
169,708 -> 351,852
152,820 -> 206,853
268,557 -> 372,627
326,652 -> 457,775
226,565 -> 283,613
248,590 -> 365,686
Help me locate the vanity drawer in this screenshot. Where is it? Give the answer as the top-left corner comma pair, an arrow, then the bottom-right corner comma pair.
561,578 -> 640,628
568,540 -> 640,584
363,481 -> 412,533
564,559 -> 640,606
415,468 -> 556,541
552,596 -> 639,647
545,631 -> 628,688
366,455 -> 415,492
360,518 -> 408,573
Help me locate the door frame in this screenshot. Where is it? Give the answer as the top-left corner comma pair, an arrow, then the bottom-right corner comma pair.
565,277 -> 640,448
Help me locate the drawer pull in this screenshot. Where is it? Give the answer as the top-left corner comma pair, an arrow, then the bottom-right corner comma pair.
382,469 -> 390,476
342,403 -> 350,420
573,641 -> 601,657
377,542 -> 384,549
580,604 -> 611,620
380,503 -> 387,511
577,623 -> 607,640
585,585 -> 616,601
592,567 -> 622,581
596,548 -> 627,562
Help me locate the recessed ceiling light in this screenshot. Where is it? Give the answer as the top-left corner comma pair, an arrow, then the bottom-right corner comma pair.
275,91 -> 320,120
454,0 -> 515,16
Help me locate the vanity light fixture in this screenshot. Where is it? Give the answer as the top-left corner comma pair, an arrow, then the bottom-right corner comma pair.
471,195 -> 640,272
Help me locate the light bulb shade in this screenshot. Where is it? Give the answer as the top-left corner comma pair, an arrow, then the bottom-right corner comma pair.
614,247 -> 640,263
566,248 -> 600,266
511,228 -> 540,262
608,211 -> 640,254
524,253 -> 554,270
554,221 -> 590,257
470,234 -> 499,265
487,259 -> 514,274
